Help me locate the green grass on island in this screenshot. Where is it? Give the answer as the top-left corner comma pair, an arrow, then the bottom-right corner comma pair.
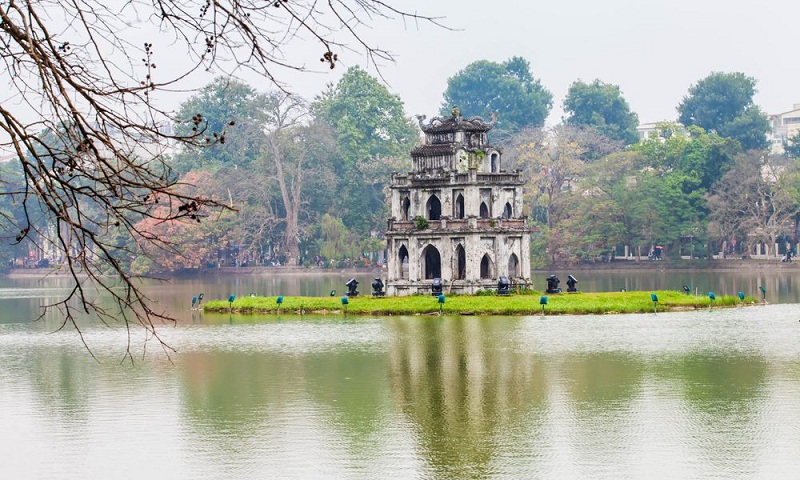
203,290 -> 755,316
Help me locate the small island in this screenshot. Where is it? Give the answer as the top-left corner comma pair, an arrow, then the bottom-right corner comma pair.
203,290 -> 751,316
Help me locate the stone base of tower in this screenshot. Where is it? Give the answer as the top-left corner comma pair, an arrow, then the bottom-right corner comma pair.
387,278 -> 531,296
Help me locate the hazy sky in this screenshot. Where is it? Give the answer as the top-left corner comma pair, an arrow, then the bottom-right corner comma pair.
258,0 -> 800,125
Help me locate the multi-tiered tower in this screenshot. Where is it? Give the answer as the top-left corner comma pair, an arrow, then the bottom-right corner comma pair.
385,109 -> 531,295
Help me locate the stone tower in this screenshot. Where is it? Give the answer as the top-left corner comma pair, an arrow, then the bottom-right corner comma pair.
385,109 -> 531,295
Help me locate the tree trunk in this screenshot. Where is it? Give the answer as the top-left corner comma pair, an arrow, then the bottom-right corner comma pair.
269,132 -> 304,266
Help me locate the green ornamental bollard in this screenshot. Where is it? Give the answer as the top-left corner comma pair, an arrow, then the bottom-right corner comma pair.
738,291 -> 745,304
228,294 -> 236,311
708,291 -> 716,309
276,295 -> 284,314
539,295 -> 548,315
341,295 -> 349,314
651,293 -> 658,313
438,294 -> 445,315
759,285 -> 767,303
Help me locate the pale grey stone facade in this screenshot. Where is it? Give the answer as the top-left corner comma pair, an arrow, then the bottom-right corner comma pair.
386,110 -> 531,295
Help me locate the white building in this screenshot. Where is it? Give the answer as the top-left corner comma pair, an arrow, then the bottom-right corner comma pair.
767,103 -> 800,155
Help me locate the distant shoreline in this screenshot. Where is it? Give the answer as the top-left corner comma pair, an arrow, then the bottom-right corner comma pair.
4,258 -> 797,279
537,258 -> 800,272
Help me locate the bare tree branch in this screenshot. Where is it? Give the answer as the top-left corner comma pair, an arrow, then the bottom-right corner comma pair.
0,0 -> 442,358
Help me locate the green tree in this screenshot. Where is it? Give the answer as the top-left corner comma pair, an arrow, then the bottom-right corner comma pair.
0,161 -> 33,270
563,79 -> 639,145
507,125 -> 622,229
785,131 -> 800,158
255,96 -> 337,265
678,72 -> 769,150
554,150 -> 701,263
636,123 -> 740,192
173,77 -> 268,173
315,214 -> 361,261
556,152 -> 637,262
313,66 -> 417,236
441,57 -> 552,137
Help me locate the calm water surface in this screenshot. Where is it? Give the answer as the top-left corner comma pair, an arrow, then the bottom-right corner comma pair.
1,272 -> 800,479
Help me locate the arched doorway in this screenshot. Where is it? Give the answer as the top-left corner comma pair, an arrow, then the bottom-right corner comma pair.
398,245 -> 409,279
421,245 -> 441,279
479,202 -> 489,219
454,194 -> 465,219
401,197 -> 411,221
427,195 -> 441,220
480,254 -> 493,279
508,253 -> 519,277
454,244 -> 466,280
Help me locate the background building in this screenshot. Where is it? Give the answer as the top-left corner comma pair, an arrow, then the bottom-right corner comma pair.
768,103 -> 800,155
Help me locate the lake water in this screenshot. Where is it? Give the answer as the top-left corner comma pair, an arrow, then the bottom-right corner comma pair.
1,270 -> 800,479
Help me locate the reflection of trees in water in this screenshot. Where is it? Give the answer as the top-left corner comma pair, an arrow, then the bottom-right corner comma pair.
5,313 -> 783,478
564,353 -> 644,407
25,351 -> 95,425
179,349 -> 391,458
385,317 -> 548,479
656,353 -> 768,409
20,348 -> 168,428
561,353 -> 645,476
652,353 -> 768,476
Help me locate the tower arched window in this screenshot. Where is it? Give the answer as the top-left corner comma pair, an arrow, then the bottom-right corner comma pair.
426,195 -> 441,221
401,197 -> 411,221
480,202 -> 489,219
454,194 -> 465,219
455,244 -> 466,280
480,254 -> 494,279
503,202 -> 512,219
508,253 -> 519,278
398,245 -> 409,279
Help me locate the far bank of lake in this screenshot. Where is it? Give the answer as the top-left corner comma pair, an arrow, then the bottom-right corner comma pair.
3,259 -> 799,316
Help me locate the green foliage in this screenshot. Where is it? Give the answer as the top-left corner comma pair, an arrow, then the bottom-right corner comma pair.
0,161 -> 32,269
130,256 -> 154,276
313,66 -> 416,236
785,131 -> 800,158
173,77 -> 268,173
678,72 -> 769,150
414,216 -> 429,230
635,124 -> 740,191
563,79 -> 639,145
474,289 -> 496,296
529,226 -> 551,268
315,214 -> 361,261
441,57 -> 552,137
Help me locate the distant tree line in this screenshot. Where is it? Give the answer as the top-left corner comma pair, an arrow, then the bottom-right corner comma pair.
4,59 -> 797,275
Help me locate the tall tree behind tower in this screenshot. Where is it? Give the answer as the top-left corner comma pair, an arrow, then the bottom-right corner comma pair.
678,72 -> 770,150
563,79 -> 640,146
313,67 -> 417,236
441,57 -> 552,138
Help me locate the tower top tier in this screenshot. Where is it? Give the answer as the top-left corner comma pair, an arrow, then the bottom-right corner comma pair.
416,108 -> 496,147
409,109 -> 504,175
